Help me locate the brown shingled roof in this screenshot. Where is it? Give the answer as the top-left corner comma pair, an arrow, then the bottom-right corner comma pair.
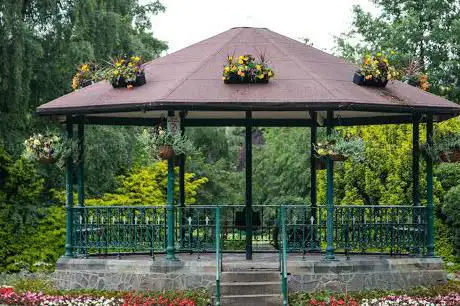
37,27 -> 460,119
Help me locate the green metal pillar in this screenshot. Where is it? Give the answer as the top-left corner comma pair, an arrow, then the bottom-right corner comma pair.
413,114 -> 420,206
245,111 -> 253,260
310,111 -> 318,246
325,110 -> 335,260
412,114 -> 420,255
426,115 -> 435,256
64,116 -> 74,257
179,112 -> 186,248
166,110 -> 178,261
77,119 -> 84,207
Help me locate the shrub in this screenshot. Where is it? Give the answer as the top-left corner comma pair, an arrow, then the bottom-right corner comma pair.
442,185 -> 460,255
434,163 -> 460,191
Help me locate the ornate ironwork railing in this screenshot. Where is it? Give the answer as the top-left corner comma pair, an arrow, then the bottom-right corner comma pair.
71,204 -> 427,257
72,206 -> 167,257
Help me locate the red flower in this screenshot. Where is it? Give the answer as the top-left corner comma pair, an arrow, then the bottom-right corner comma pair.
0,287 -> 14,295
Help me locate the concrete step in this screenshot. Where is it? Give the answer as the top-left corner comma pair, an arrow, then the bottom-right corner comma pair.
216,294 -> 282,306
224,262 -> 279,271
222,271 -> 280,282
219,281 -> 281,295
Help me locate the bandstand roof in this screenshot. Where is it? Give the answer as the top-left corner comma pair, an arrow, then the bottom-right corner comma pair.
37,27 -> 460,126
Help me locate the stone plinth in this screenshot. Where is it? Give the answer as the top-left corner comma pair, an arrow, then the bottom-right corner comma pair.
53,253 -> 446,292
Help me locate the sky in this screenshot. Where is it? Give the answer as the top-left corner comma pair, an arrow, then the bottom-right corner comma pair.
150,0 -> 379,55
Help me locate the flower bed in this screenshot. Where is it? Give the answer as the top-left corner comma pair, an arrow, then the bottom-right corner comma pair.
0,287 -> 202,306
289,282 -> 460,306
361,293 -> 460,306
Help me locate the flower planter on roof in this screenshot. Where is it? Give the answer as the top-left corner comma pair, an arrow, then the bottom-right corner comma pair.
224,73 -> 270,84
112,72 -> 146,89
353,72 -> 388,88
80,80 -> 94,88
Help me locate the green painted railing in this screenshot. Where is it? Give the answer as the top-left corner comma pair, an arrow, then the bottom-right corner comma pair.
279,206 -> 288,306
215,206 -> 222,306
71,204 -> 428,257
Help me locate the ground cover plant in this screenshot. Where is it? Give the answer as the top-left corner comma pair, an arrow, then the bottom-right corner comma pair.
0,274 -> 211,306
289,281 -> 460,306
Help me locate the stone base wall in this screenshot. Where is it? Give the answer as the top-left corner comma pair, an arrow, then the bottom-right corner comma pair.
53,256 -> 447,292
288,257 -> 447,292
53,257 -> 215,291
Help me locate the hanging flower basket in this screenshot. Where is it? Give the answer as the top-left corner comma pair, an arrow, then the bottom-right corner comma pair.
159,145 -> 175,160
329,153 -> 348,162
314,134 -> 365,163
24,133 -> 75,168
38,156 -> 56,164
223,54 -> 274,84
315,158 -> 327,170
440,150 -> 460,163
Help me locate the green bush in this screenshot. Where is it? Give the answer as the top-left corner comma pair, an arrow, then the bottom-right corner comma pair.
434,163 -> 460,191
442,185 -> 460,256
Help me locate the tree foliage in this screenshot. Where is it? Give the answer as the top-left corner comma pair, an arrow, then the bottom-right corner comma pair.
86,161 -> 208,206
335,0 -> 460,102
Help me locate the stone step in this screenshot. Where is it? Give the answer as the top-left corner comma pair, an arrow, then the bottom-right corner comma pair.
219,281 -> 281,295
224,262 -> 279,271
216,294 -> 282,306
222,271 -> 280,282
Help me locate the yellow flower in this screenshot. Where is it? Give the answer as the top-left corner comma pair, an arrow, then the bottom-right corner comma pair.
256,65 -> 262,71
268,71 -> 273,77
365,75 -> 372,80
128,62 -> 133,67
113,70 -> 119,75
239,55 -> 244,60
131,56 -> 140,62
81,64 -> 90,72
227,56 -> 233,62
224,66 -> 230,72
258,74 -> 264,79
238,59 -> 244,64
115,62 -> 122,67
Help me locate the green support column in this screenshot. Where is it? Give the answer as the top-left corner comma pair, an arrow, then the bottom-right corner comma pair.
325,110 -> 335,260
179,112 -> 186,248
64,116 -> 74,257
310,111 -> 318,247
245,111 -> 253,260
426,115 -> 435,256
413,114 -> 420,206
412,114 -> 420,255
166,110 -> 178,261
77,119 -> 84,207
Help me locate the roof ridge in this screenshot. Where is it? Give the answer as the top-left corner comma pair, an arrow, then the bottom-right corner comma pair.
158,28 -> 244,103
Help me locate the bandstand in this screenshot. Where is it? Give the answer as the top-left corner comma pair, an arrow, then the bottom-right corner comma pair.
37,27 -> 459,305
